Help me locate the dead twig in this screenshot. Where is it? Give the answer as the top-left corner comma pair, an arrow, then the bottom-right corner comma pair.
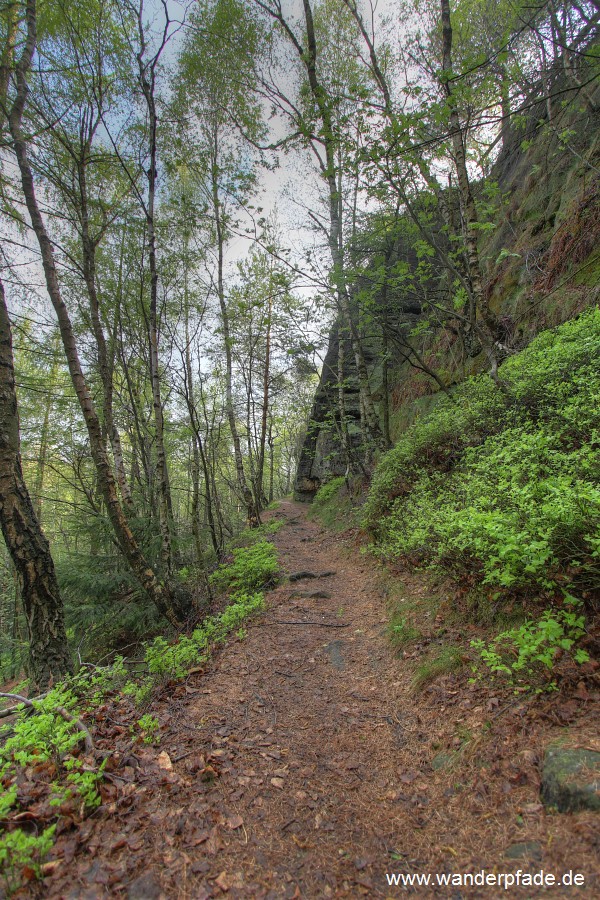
0,705 -> 26,719
0,692 -> 41,719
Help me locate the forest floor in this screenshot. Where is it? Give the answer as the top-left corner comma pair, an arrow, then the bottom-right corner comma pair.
40,500 -> 599,899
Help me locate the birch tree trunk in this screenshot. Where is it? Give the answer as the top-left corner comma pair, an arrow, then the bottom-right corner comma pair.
134,13 -> 179,578
0,277 -> 72,691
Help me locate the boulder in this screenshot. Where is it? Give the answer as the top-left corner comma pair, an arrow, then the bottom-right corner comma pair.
541,744 -> 600,812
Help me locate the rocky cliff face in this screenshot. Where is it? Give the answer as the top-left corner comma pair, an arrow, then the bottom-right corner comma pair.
294,76 -> 600,501
294,323 -> 362,500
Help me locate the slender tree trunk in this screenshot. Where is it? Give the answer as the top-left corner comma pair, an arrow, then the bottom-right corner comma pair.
254,291 -> 272,508
337,321 -> 352,478
268,415 -> 274,504
196,381 -> 222,554
244,360 -> 258,505
136,44 -> 178,578
440,0 -> 501,349
182,264 -> 216,573
8,0 -> 190,626
210,128 -> 259,527
78,153 -> 134,512
0,277 -> 71,691
107,237 -> 133,509
184,291 -> 203,571
0,0 -> 17,117
33,330 -> 61,522
381,322 -> 391,449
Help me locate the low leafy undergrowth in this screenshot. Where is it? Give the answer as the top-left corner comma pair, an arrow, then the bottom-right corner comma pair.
0,667 -> 124,893
209,540 -> 280,593
309,476 -> 361,530
366,308 -> 600,689
313,476 -> 346,508
227,518 -> 285,549
470,603 -> 588,691
0,536 -> 280,892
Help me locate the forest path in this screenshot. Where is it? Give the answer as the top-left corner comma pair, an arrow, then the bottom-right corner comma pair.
171,498 -> 409,898
45,500 -> 597,899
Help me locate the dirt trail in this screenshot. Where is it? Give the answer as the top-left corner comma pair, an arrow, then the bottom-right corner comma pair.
45,500 -> 598,899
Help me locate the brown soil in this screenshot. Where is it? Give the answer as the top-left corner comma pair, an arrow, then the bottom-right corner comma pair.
41,501 -> 599,899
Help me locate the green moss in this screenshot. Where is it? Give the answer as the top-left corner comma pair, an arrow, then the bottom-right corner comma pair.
573,250 -> 600,287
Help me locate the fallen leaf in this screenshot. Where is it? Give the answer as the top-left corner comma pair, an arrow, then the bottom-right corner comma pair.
40,860 -> 61,876
522,802 -> 543,815
215,871 -> 231,891
157,752 -> 173,772
292,835 -> 309,849
270,777 -> 285,789
206,825 -> 222,855
190,831 -> 209,846
127,838 -> 144,852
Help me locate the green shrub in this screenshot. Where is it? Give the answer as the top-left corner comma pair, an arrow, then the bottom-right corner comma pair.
215,590 -> 265,637
364,377 -> 507,531
136,714 -> 161,745
50,761 -> 105,811
228,519 -> 284,548
0,687 -> 83,771
0,825 -> 56,894
310,476 -> 361,530
144,634 -> 205,681
139,589 -> 266,687
365,308 -> 600,538
471,605 -> 589,688
210,540 -> 279,594
379,426 -> 600,595
0,664 -> 126,892
366,309 -> 600,597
